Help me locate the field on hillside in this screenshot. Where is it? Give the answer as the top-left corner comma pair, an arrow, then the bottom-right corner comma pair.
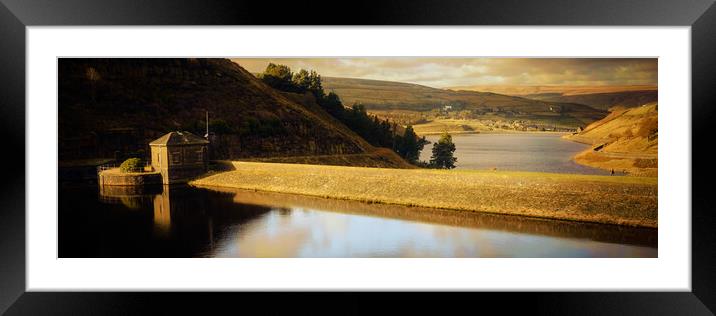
411,119 -> 485,135
191,161 -> 658,227
371,109 -> 597,135
369,109 -> 429,126
410,117 -> 585,135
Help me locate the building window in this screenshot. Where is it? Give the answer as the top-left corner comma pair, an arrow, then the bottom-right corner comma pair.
171,151 -> 182,165
181,147 -> 202,164
194,150 -> 204,163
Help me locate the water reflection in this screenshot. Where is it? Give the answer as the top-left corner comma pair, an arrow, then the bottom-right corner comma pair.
58,184 -> 656,258
152,190 -> 171,237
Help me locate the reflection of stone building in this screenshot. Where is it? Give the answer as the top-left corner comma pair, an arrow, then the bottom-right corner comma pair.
153,189 -> 172,237
149,131 -> 209,184
94,183 -> 277,255
150,186 -> 211,242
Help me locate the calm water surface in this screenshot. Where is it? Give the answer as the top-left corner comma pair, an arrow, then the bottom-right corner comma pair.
420,133 -> 612,175
60,184 -> 657,258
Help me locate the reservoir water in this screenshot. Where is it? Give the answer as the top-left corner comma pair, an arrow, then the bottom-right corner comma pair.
419,133 -> 611,175
60,184 -> 656,258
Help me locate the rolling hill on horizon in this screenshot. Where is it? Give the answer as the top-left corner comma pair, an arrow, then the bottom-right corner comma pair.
321,76 -> 608,128
444,84 -> 657,111
523,90 -> 657,111
446,84 -> 656,96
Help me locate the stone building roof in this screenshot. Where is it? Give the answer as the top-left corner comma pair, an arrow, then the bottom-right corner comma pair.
149,131 -> 209,146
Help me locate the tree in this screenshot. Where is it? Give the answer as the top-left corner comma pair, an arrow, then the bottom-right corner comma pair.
430,133 -> 457,169
306,70 -> 324,98
318,91 -> 344,117
292,69 -> 311,92
261,63 -> 296,92
396,125 -> 427,164
292,69 -> 324,98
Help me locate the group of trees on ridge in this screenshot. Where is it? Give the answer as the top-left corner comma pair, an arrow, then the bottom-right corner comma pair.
258,63 -> 458,168
258,63 -> 457,168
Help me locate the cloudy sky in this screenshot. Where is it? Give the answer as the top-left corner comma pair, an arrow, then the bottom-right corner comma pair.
231,58 -> 657,89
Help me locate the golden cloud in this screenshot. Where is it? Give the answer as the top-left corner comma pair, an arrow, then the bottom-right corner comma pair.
231,57 -> 657,88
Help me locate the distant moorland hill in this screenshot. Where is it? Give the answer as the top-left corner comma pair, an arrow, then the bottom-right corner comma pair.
59,58 -> 410,168
447,84 -> 656,97
524,90 -> 658,111
321,76 -> 607,128
444,84 -> 657,111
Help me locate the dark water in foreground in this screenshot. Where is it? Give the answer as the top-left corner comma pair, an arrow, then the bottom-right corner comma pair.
60,184 -> 657,258
420,133 -> 613,175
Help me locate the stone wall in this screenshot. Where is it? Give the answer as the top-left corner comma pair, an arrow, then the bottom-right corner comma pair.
99,169 -> 163,186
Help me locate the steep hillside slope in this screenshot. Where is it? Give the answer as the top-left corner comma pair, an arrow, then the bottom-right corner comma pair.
564,103 -> 658,176
58,58 -> 408,168
321,76 -> 606,128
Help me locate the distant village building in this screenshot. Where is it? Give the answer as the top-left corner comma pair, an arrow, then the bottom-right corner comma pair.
149,131 -> 209,184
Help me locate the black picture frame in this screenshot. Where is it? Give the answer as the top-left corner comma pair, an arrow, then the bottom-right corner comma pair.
1,0 -> 714,314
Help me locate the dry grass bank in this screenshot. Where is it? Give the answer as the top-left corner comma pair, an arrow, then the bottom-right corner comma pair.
573,150 -> 658,177
564,103 -> 658,177
191,161 -> 658,228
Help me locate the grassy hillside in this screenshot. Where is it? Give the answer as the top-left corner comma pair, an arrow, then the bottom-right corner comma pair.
321,76 -> 607,129
564,103 -> 658,176
59,58 -> 409,168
